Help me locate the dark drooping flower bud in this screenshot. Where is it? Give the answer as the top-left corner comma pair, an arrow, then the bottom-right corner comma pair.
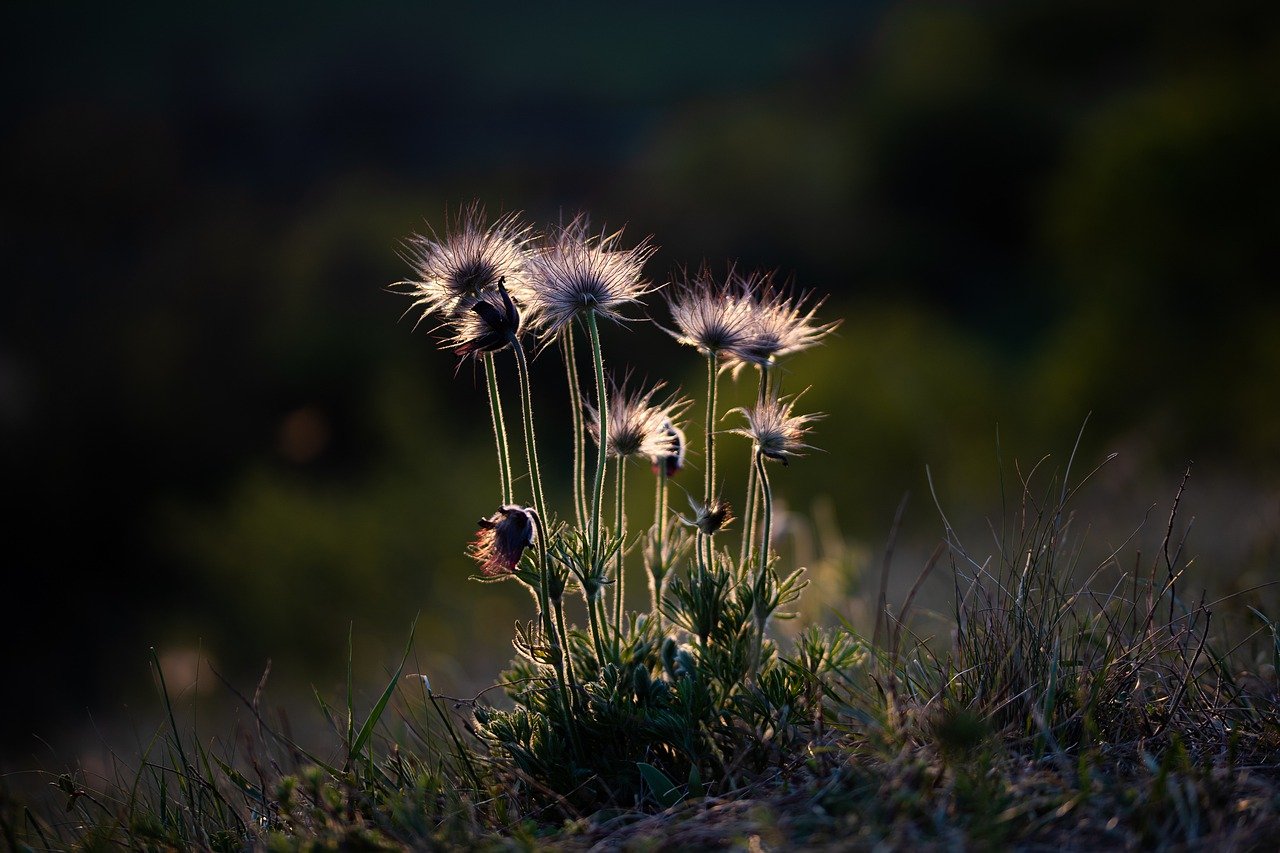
650,419 -> 686,478
453,278 -> 521,357
469,504 -> 536,577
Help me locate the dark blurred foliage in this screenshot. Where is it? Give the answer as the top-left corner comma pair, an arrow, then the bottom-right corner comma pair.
2,1 -> 1278,752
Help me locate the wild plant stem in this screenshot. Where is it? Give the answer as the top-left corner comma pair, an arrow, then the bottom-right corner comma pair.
510,338 -> 562,697
651,466 -> 667,627
483,353 -> 513,505
586,312 -> 609,567
739,366 -> 769,570
529,511 -> 579,759
755,449 -> 773,592
552,595 -> 576,691
561,330 -> 587,528
510,340 -> 548,524
704,353 -> 718,506
613,455 -> 626,634
749,448 -> 773,679
697,352 -> 720,576
586,592 -> 607,664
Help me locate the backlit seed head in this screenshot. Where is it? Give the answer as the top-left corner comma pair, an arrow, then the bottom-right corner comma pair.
679,494 -> 734,537
651,418 -> 687,478
586,378 -> 691,461
732,394 -> 823,465
731,283 -> 840,368
398,203 -> 532,324
662,266 -> 758,359
469,505 -> 537,578
524,214 -> 657,338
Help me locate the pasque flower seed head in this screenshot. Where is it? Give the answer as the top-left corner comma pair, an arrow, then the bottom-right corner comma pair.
586,377 -> 691,461
732,284 -> 839,368
399,203 -> 532,324
662,266 -> 757,359
524,214 -> 656,338
732,393 -> 822,465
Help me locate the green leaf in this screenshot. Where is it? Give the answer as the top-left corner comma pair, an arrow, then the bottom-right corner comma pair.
349,614 -> 419,761
687,764 -> 705,800
637,762 -> 682,809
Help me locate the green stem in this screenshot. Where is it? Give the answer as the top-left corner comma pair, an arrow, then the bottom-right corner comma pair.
552,595 -> 576,691
586,312 -> 609,562
483,353 -> 513,505
739,366 -> 769,570
704,353 -> 719,506
755,450 -> 774,590
613,455 -> 627,633
651,466 -> 667,627
586,591 -> 607,664
529,511 -> 579,758
510,339 -> 548,524
561,331 -> 587,528
749,449 -> 773,679
695,353 -> 720,576
511,339 -> 562,696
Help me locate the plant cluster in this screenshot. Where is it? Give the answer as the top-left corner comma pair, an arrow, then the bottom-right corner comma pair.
397,203 -> 841,810
7,206 -> 1280,850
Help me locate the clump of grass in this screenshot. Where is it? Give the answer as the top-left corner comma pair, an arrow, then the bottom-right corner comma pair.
7,205 -> 1279,850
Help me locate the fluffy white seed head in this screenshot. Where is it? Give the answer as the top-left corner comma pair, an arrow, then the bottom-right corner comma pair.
732,284 -> 840,367
663,267 -> 759,359
586,377 -> 691,461
524,215 -> 657,338
397,203 -> 532,326
732,393 -> 823,464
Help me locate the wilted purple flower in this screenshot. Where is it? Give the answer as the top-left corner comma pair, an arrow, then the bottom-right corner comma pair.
469,505 -> 536,577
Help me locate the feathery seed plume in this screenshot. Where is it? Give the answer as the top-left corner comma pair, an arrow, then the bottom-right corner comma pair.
732,283 -> 839,367
732,394 -> 822,465
398,203 -> 532,325
586,378 -> 691,461
524,214 -> 656,338
662,267 -> 758,359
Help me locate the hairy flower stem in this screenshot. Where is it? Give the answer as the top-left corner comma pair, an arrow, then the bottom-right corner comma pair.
696,353 -> 720,575
612,456 -> 627,634
511,340 -> 549,523
739,366 -> 770,570
748,449 -> 774,679
529,512 -> 580,758
651,466 -> 667,627
704,353 -> 719,506
510,338 -> 564,688
561,331 -> 588,528
551,596 -> 576,689
585,590 -> 607,663
483,353 -> 514,505
586,312 -> 609,573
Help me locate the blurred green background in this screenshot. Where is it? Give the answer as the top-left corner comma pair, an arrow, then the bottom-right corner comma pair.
3,1 -> 1279,758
